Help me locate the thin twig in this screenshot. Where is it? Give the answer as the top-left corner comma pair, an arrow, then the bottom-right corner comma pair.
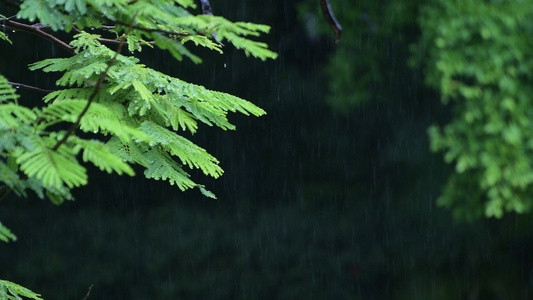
7,81 -> 54,93
200,0 -> 213,15
199,0 -> 223,46
1,15 -> 191,54
81,284 -> 93,300
0,18 -> 74,53
71,26 -> 155,47
51,13 -> 138,151
98,36 -> 155,46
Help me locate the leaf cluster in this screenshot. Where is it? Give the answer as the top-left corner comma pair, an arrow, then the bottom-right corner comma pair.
22,31 -> 265,194
16,0 -> 277,61
0,280 -> 42,300
418,0 -> 533,219
1,0 -> 275,203
1,0 -> 276,298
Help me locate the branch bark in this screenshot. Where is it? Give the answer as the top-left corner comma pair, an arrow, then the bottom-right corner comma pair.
0,18 -> 74,53
8,81 -> 54,93
81,284 -> 93,300
51,13 -> 138,151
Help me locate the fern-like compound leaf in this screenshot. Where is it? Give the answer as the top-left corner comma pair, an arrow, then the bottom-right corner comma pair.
0,76 -> 18,103
40,99 -> 150,143
17,0 -> 71,31
143,148 -> 197,190
13,2 -> 276,200
15,135 -> 87,190
0,31 -> 11,44
0,161 -> 28,198
198,185 -> 216,199
0,104 -> 37,129
214,18 -> 278,61
0,222 -> 17,243
140,121 -> 223,177
0,280 -> 43,300
152,32 -> 202,63
71,137 -> 135,176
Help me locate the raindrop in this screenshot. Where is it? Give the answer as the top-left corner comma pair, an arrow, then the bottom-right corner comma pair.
12,30 -> 15,33
223,63 -> 227,68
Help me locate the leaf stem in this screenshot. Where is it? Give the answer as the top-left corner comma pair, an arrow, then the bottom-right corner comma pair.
0,18 -> 74,53
81,284 -> 93,300
51,13 -> 138,151
7,81 -> 54,93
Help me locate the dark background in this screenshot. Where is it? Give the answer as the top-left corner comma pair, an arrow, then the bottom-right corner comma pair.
2,1 -> 533,299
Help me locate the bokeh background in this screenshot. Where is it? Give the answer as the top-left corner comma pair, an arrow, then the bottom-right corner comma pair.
2,0 -> 533,299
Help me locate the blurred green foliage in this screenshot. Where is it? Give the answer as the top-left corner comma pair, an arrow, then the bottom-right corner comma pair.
298,0 -> 422,111
301,0 -> 533,219
418,0 -> 533,219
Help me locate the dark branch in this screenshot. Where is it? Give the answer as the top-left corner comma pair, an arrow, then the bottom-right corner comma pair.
320,0 -> 343,43
72,26 -> 155,47
1,12 -> 203,53
81,284 -> 93,300
0,18 -> 74,53
51,13 -> 137,151
199,0 -> 213,15
198,0 -> 223,46
8,81 -> 54,93
98,36 -> 155,47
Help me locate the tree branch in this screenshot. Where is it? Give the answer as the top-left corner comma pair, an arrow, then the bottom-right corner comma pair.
0,18 -> 74,53
8,81 -> 54,93
51,13 -> 138,151
71,26 -> 155,47
81,284 -> 93,300
1,13 -> 196,54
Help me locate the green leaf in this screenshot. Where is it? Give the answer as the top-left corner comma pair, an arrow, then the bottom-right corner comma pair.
417,0 -> 533,219
56,0 -> 87,14
47,190 -> 65,205
0,104 -> 37,129
152,33 -> 202,63
15,135 -> 87,190
40,99 -> 150,143
214,18 -> 278,61
0,280 -> 42,300
17,0 -> 71,31
0,160 -> 28,198
0,31 -> 11,44
198,185 -> 216,199
0,75 -> 19,103
0,222 -> 17,243
142,149 -> 197,190
14,3 -> 274,203
139,121 -> 223,177
72,137 -> 135,176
